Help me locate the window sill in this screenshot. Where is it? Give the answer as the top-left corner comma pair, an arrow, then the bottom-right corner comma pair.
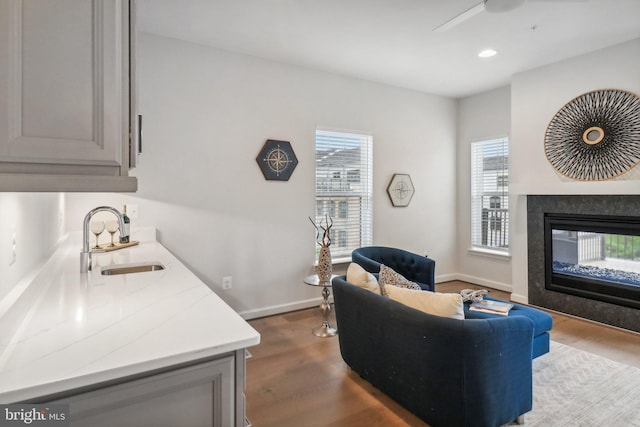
468,247 -> 511,261
313,256 -> 351,267
331,256 -> 351,265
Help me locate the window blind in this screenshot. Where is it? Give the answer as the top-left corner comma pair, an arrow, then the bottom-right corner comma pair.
315,129 -> 373,260
471,137 -> 509,251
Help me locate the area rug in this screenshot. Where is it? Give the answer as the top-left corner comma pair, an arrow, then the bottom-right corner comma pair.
516,341 -> 640,426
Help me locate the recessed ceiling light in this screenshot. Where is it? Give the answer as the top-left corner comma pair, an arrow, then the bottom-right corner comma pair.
478,49 -> 498,58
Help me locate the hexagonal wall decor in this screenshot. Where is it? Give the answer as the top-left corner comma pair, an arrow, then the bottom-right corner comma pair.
256,139 -> 298,181
387,174 -> 414,207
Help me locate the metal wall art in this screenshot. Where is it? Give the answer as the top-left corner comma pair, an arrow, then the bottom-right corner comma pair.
386,174 -> 414,207
256,139 -> 298,181
544,89 -> 640,181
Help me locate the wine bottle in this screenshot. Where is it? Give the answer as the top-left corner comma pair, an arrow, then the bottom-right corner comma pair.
120,205 -> 130,243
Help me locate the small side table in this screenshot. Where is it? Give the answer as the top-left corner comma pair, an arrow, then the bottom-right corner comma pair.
304,274 -> 338,337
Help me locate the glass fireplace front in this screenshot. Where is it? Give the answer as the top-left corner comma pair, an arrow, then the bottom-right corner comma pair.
545,213 -> 640,310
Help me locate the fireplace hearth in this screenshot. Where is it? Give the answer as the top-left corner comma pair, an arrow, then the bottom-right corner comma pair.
528,195 -> 640,333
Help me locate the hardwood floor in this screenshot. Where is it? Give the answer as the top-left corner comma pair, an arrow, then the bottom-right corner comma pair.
245,281 -> 640,427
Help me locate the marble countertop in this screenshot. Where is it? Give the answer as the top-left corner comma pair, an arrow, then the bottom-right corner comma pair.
0,229 -> 260,403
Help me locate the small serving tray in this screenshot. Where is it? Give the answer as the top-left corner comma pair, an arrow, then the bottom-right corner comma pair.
91,241 -> 140,253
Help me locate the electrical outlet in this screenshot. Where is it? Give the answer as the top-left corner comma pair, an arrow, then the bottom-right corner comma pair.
126,204 -> 139,220
222,276 -> 232,290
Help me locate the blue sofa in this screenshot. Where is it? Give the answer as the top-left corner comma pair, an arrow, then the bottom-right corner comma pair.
352,246 -> 435,291
332,276 -> 534,427
352,246 -> 552,359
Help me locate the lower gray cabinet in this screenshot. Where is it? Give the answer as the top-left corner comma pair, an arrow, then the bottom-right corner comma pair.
47,351 -> 247,427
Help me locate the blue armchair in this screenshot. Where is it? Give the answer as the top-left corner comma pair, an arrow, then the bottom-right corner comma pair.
352,246 -> 435,291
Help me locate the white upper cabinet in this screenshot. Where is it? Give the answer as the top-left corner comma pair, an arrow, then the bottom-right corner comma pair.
0,0 -> 138,192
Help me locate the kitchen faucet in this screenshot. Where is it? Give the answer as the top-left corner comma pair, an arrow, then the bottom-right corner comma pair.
80,206 -> 127,273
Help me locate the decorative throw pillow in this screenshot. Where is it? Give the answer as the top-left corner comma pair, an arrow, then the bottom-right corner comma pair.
378,264 -> 422,296
386,285 -> 465,320
346,263 -> 380,293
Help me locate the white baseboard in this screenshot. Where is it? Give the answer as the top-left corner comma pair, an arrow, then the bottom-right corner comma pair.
443,274 -> 530,303
238,297 -> 322,320
510,293 -> 529,304
435,273 -> 458,283
239,274 -> 522,320
449,274 -> 513,294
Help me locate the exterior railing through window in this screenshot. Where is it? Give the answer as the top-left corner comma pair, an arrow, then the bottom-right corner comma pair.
577,232 -> 640,263
481,207 -> 509,248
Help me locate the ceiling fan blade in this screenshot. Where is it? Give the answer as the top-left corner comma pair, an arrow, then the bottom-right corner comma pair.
433,2 -> 485,33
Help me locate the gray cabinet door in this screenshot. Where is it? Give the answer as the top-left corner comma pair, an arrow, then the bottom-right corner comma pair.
49,356 -> 236,427
0,0 -> 137,191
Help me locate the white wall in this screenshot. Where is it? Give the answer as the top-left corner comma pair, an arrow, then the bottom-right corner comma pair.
0,193 -> 65,302
509,38 -> 640,302
456,86 -> 512,292
66,33 -> 457,318
455,38 -> 640,302
6,37 -> 638,319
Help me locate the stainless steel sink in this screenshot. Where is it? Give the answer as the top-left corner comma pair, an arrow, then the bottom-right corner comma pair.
101,262 -> 165,276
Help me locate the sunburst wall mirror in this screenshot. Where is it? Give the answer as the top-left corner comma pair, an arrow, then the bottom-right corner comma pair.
544,89 -> 640,181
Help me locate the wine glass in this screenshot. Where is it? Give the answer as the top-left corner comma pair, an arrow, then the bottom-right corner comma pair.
90,221 -> 105,249
106,220 -> 119,247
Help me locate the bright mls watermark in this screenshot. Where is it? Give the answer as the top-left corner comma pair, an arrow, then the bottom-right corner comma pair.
0,405 -> 69,426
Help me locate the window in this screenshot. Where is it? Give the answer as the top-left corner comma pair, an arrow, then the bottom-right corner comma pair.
338,201 -> 348,219
315,129 -> 373,261
471,137 -> 509,252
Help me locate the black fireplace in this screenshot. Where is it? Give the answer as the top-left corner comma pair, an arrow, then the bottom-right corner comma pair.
544,213 -> 640,310
528,195 -> 640,333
